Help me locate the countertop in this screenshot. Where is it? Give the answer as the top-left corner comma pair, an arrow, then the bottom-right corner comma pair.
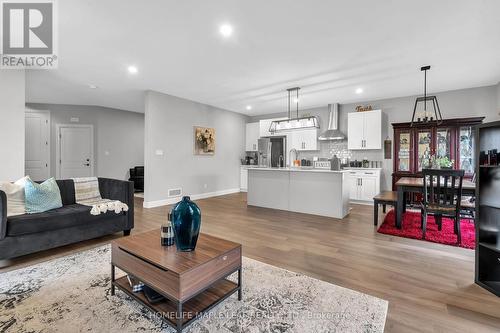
344,167 -> 383,171
245,166 -> 348,173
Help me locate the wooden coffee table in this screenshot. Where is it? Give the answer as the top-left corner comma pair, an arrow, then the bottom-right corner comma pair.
110,230 -> 242,332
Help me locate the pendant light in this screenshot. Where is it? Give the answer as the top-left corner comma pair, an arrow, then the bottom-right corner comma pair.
269,87 -> 320,133
410,66 -> 443,126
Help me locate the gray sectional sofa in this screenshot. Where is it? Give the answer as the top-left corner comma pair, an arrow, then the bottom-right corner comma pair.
0,178 -> 134,260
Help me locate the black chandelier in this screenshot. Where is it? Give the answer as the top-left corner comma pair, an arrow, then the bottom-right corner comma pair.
410,65 -> 443,126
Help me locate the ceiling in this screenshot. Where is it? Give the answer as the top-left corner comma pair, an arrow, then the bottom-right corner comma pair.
25,0 -> 500,115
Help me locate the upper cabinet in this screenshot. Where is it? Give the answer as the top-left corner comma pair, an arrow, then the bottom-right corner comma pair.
347,110 -> 382,150
391,117 -> 485,189
245,122 -> 260,151
287,128 -> 318,151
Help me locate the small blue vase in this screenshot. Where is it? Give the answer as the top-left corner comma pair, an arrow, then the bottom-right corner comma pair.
169,196 -> 201,252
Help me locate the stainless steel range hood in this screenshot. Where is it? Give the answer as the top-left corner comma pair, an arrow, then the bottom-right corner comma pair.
318,103 -> 346,141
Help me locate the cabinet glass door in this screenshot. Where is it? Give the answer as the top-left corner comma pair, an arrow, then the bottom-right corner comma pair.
417,129 -> 433,171
436,128 -> 452,160
459,126 -> 475,175
396,130 -> 412,172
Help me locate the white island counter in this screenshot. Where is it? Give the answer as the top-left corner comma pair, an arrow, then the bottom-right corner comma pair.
247,167 -> 350,219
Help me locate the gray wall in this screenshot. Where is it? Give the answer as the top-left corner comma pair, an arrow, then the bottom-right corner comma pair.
0,71 -> 25,181
144,90 -> 247,204
250,84 -> 500,191
26,103 -> 144,180
497,82 -> 500,110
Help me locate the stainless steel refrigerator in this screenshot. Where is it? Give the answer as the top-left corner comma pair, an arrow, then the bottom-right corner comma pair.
258,137 -> 285,167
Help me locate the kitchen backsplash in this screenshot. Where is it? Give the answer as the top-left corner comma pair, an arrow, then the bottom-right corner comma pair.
245,139 -> 388,168
297,140 -> 386,167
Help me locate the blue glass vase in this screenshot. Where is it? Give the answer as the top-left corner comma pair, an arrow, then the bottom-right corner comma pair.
169,196 -> 201,252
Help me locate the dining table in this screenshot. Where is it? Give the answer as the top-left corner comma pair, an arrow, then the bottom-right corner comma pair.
394,177 -> 476,229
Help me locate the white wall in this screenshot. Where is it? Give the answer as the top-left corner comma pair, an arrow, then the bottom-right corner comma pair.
144,90 -> 247,207
250,84 -> 500,191
0,71 -> 25,181
26,103 -> 144,180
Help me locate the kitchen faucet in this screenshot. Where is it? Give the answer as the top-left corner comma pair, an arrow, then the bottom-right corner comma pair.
289,148 -> 298,167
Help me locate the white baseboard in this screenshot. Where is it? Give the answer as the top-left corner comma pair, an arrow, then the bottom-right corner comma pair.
349,200 -> 374,206
143,188 -> 240,208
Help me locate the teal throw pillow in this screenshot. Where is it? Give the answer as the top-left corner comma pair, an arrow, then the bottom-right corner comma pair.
25,177 -> 63,214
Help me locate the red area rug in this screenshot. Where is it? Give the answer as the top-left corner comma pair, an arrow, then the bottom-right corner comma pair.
378,209 -> 475,249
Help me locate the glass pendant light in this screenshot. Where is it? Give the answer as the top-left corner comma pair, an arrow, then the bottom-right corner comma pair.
269,87 -> 320,133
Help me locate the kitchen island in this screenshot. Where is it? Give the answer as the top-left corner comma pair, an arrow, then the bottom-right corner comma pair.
247,167 -> 350,219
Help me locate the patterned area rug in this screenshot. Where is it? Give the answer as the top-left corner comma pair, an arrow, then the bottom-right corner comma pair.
0,245 -> 388,332
378,209 -> 475,249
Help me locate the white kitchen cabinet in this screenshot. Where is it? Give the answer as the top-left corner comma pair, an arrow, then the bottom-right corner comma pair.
360,176 -> 378,201
287,128 -> 318,151
240,166 -> 248,192
347,110 -> 382,150
348,173 -> 360,200
245,122 -> 260,151
347,168 -> 381,203
347,112 -> 365,150
259,117 -> 287,137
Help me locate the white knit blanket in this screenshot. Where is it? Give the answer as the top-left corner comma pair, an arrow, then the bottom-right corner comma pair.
71,177 -> 128,216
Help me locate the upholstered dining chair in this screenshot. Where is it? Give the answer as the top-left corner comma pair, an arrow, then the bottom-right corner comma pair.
421,169 -> 465,243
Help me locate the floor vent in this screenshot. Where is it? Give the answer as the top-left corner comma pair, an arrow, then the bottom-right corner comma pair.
168,188 -> 182,197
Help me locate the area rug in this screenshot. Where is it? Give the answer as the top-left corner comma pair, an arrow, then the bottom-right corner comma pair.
0,245 -> 388,332
378,209 -> 475,249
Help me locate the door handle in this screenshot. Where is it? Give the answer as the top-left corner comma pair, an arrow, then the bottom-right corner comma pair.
84,163 -> 90,166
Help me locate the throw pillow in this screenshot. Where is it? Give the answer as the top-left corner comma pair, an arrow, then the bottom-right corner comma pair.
0,176 -> 28,216
24,177 -> 63,214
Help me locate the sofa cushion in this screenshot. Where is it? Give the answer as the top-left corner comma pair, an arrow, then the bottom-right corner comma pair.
0,177 -> 28,217
25,177 -> 62,214
6,204 -> 123,236
55,180 -> 76,206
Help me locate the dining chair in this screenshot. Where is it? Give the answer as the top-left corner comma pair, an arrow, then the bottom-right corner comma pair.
421,169 -> 465,243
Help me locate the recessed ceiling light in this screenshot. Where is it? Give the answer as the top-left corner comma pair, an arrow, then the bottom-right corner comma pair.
219,24 -> 233,37
246,105 -> 252,110
355,88 -> 363,94
127,66 -> 138,74
88,84 -> 98,89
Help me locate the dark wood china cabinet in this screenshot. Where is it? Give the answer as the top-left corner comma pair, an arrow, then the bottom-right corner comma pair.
392,117 -> 484,189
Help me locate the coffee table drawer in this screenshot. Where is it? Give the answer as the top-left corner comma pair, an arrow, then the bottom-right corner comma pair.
111,243 -> 180,299
181,246 -> 241,300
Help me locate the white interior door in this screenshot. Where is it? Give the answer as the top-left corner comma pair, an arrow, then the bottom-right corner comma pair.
58,125 -> 94,179
25,111 -> 50,181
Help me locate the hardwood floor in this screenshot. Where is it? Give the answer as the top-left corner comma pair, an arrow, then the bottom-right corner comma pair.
2,193 -> 500,332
